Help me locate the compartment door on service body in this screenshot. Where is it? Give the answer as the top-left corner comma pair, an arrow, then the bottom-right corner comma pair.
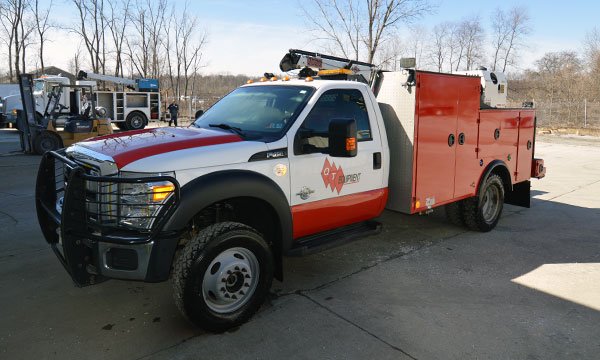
289,87 -> 385,239
414,73 -> 458,210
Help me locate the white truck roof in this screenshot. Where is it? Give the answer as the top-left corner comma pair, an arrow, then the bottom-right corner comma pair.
243,78 -> 368,90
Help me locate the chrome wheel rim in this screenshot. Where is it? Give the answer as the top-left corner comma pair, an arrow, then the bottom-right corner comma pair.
202,247 -> 259,314
130,115 -> 143,129
481,185 -> 501,224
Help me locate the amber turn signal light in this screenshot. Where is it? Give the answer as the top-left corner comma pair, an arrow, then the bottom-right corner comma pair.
152,184 -> 174,202
346,137 -> 356,151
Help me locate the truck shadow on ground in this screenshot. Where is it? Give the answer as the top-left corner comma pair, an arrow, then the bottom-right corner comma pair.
138,196 -> 600,359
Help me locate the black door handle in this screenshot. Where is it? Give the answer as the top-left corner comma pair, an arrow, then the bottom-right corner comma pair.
373,152 -> 381,169
458,133 -> 465,145
448,134 -> 455,147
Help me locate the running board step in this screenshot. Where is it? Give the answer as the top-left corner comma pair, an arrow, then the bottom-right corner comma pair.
287,220 -> 382,256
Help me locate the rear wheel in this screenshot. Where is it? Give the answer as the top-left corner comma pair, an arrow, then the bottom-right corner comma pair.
173,222 -> 273,332
33,132 -> 61,154
463,174 -> 504,232
125,112 -> 146,130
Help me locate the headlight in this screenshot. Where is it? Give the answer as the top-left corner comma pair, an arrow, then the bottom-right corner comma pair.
86,171 -> 176,230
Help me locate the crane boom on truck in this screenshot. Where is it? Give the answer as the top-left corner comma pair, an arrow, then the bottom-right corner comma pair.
279,48 -> 379,84
77,70 -> 159,92
77,70 -> 136,87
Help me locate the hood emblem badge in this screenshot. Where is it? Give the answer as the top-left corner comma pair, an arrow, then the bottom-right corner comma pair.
296,186 -> 315,200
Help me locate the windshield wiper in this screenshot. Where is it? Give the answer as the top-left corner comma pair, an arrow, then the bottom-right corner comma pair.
208,123 -> 246,137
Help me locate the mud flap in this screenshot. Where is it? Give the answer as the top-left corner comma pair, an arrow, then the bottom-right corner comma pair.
505,180 -> 531,208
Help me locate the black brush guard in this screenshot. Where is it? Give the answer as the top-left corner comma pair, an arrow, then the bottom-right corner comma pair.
36,150 -> 180,286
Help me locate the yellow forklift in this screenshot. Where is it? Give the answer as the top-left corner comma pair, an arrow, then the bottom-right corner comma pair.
17,74 -> 113,155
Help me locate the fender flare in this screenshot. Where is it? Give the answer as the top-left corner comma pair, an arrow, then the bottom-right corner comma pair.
476,160 -> 512,196
161,170 -> 293,277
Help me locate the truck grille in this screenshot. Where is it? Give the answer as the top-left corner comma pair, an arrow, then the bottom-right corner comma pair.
37,150 -> 180,242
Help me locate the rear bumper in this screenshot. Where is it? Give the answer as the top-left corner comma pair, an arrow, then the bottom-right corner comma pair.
36,150 -> 181,286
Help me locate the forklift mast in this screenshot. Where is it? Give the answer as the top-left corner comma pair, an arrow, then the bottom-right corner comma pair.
17,74 -> 38,153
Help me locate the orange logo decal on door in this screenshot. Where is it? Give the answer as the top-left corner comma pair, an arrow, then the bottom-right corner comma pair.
321,158 -> 361,194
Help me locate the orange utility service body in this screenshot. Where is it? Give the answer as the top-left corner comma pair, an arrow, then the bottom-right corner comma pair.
376,70 -> 543,215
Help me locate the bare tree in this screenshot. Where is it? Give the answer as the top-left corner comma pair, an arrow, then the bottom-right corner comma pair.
33,0 -> 54,72
68,43 -> 84,75
104,0 -> 130,77
490,6 -> 531,72
301,0 -> 362,60
533,51 -> 584,126
161,5 -> 176,93
0,0 -> 33,81
428,22 -> 450,72
583,28 -> 600,100
446,22 -> 460,73
0,0 -> 16,80
144,0 -> 167,79
302,0 -> 434,63
584,27 -> 600,63
454,16 -> 484,71
375,35 -> 405,70
406,25 -> 426,68
70,0 -> 106,74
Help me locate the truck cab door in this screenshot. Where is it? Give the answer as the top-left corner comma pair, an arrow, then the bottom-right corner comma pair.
288,87 -> 386,239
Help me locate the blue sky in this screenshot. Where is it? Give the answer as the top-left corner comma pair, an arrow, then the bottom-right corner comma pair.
42,0 -> 597,76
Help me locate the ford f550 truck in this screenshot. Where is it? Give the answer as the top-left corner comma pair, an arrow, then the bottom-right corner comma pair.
35,55 -> 545,332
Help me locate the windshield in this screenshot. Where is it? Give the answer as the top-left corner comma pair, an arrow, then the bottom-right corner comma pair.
33,80 -> 61,93
192,85 -> 315,141
34,81 -> 44,92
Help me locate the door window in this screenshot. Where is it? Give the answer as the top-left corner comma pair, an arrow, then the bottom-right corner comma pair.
297,89 -> 371,154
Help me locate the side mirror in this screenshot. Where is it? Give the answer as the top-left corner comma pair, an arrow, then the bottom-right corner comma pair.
328,118 -> 357,157
195,109 -> 204,119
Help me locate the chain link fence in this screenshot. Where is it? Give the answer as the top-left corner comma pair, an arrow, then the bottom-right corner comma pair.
531,100 -> 600,129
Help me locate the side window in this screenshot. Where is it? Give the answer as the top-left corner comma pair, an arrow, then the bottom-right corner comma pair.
297,89 -> 371,154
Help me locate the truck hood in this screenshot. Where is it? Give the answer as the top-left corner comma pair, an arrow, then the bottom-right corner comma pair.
76,127 -> 244,169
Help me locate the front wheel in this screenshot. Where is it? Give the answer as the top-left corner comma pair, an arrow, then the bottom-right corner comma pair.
173,222 -> 274,332
33,132 -> 61,154
463,174 -> 505,232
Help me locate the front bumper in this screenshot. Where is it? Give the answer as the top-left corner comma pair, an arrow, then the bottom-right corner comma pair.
36,150 -> 181,286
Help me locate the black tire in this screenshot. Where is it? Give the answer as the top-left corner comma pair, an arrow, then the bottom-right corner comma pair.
116,122 -> 127,131
173,221 -> 274,332
445,200 -> 464,227
33,132 -> 61,154
463,174 -> 504,232
125,112 -> 146,130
